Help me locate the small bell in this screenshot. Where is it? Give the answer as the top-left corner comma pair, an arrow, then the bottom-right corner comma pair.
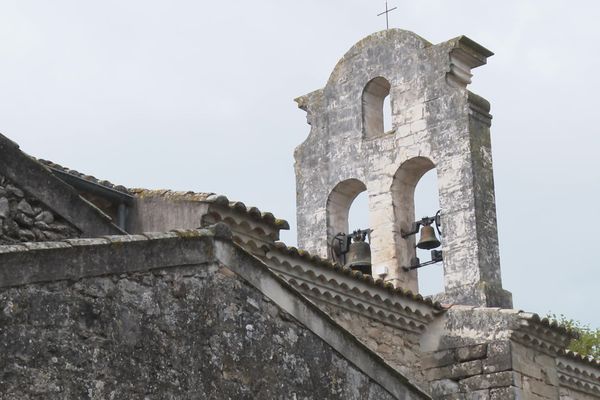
416,225 -> 441,250
345,234 -> 372,275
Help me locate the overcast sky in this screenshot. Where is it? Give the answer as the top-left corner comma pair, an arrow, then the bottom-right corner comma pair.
1,1 -> 598,326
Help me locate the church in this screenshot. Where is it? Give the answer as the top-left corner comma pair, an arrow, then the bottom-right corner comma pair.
0,29 -> 598,399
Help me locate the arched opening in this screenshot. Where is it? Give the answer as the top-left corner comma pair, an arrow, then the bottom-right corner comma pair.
414,169 -> 443,296
362,77 -> 392,139
391,157 -> 439,293
326,178 -> 367,257
383,93 -> 392,133
348,191 -> 369,234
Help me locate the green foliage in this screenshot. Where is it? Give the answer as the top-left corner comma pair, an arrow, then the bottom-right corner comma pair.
548,314 -> 600,359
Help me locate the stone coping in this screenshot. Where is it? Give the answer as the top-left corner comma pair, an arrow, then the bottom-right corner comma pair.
130,188 -> 290,231
448,305 -> 600,368
447,306 -> 576,338
0,223 -> 431,399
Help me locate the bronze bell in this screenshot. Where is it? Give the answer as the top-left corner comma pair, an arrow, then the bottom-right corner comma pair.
345,237 -> 372,275
416,225 -> 441,250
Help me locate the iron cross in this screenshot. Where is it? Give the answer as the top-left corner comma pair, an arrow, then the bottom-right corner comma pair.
377,1 -> 397,30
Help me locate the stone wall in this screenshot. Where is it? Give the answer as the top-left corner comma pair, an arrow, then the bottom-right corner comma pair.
0,174 -> 79,244
0,227 -> 429,400
423,341 -> 520,399
0,262 -> 400,399
422,340 -> 600,400
419,307 -> 600,400
320,303 -> 427,386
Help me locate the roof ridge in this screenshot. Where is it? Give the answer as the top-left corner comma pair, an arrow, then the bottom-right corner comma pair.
37,159 -> 131,195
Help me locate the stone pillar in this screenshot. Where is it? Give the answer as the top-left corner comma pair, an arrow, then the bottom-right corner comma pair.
433,92 -> 511,307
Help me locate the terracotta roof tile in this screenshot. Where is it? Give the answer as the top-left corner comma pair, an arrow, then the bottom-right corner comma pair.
37,159 -> 131,195
271,241 -> 444,310
130,189 -> 290,230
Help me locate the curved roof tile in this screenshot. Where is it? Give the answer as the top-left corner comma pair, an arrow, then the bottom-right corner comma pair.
130,188 -> 290,230
37,159 -> 131,195
271,241 -> 444,310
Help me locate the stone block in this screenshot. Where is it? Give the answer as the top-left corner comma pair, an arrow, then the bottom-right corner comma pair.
489,386 -> 520,400
483,341 -> 512,373
35,211 -> 54,224
452,360 -> 484,380
423,349 -> 457,368
6,184 -> 23,198
428,360 -> 484,381
429,365 -> 453,380
0,197 -> 9,218
17,199 -> 34,215
430,379 -> 460,397
457,344 -> 488,362
440,394 -> 467,400
459,371 -> 520,392
522,376 -> 559,399
467,389 -> 490,400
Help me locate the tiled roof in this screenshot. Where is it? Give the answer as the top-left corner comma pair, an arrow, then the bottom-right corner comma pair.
37,159 -> 131,195
563,350 -> 600,368
131,188 -> 290,230
519,312 -> 578,338
270,241 -> 445,310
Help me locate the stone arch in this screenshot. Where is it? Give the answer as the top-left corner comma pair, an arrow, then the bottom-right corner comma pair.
391,157 -> 436,284
326,178 -> 367,247
362,77 -> 392,139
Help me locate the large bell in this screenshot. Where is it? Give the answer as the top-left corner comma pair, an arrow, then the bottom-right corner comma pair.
416,225 -> 441,250
345,239 -> 372,275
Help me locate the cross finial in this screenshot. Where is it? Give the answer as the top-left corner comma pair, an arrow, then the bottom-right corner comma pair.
377,1 -> 397,30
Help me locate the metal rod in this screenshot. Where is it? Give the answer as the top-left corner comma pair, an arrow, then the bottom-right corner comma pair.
377,2 -> 397,30
402,259 -> 441,271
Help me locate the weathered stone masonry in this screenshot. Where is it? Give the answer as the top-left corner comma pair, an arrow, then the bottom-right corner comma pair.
0,133 -> 123,238
420,306 -> 600,399
294,30 -> 511,308
0,226 -> 429,400
0,174 -> 79,244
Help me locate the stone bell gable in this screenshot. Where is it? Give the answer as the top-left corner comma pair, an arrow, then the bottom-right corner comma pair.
294,29 -> 511,308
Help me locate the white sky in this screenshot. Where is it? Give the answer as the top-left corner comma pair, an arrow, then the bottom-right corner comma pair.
1,1 -> 598,326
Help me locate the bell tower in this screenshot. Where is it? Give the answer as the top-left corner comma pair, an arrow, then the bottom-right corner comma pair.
294,29 -> 512,308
